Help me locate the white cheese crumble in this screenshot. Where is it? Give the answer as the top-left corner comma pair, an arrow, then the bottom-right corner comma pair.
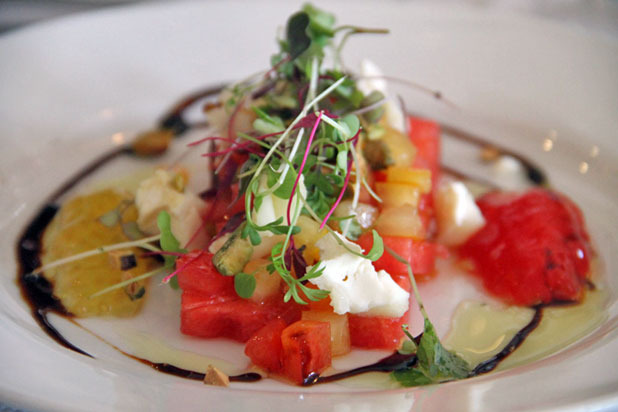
357,59 -> 406,133
135,169 -> 207,249
435,181 -> 485,246
307,232 -> 409,317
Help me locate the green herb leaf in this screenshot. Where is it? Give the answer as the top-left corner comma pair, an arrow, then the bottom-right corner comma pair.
302,4 -> 335,37
336,149 -> 348,173
399,339 -> 417,355
364,230 -> 384,261
241,224 -> 262,246
234,272 -> 256,299
341,114 -> 360,138
392,368 -> 434,387
286,12 -> 311,59
416,318 -> 470,381
267,166 -> 297,199
157,210 -> 186,269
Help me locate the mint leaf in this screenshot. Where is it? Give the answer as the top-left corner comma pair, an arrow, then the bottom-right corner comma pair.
392,319 -> 470,387
417,318 -> 470,381
392,369 -> 433,387
234,272 -> 256,299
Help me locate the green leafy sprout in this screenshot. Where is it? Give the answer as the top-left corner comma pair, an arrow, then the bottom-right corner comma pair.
206,5 -> 390,304
385,246 -> 471,386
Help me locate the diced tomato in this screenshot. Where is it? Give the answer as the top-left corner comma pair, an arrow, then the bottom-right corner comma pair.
176,251 -> 235,297
459,189 -> 592,306
244,319 -> 287,373
357,233 -> 446,279
180,291 -> 301,342
281,320 -> 332,384
348,273 -> 411,350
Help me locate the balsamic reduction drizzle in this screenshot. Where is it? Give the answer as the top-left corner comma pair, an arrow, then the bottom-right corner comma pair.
471,305 -> 544,376
15,84 -> 553,385
303,351 -> 417,386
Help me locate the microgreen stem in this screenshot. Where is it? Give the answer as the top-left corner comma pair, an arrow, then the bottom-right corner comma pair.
342,146 -> 362,237
361,175 -> 382,203
244,76 -> 347,228
319,158 -> 352,230
278,128 -> 305,192
348,97 -> 387,116
30,234 -> 161,276
385,245 -> 429,320
161,250 -> 204,284
89,267 -> 166,299
287,111 -> 323,224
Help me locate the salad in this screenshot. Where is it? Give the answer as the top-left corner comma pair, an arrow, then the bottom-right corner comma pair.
19,4 -> 598,388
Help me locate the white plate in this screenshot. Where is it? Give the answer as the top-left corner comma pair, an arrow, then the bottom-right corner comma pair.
1,1 -> 617,411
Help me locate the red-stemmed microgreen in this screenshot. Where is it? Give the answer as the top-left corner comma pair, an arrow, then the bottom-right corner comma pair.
319,157 -> 352,230
161,250 -> 202,285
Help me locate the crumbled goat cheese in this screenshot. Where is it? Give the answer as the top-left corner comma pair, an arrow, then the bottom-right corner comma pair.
308,232 -> 409,317
435,181 -> 485,246
135,169 -> 207,248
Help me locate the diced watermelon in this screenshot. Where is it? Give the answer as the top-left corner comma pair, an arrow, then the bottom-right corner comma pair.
180,291 -> 301,342
176,251 -> 235,297
281,320 -> 332,384
407,116 -> 441,185
459,189 -> 592,306
348,314 -> 407,350
244,319 -> 287,373
357,233 -> 446,278
348,275 -> 411,350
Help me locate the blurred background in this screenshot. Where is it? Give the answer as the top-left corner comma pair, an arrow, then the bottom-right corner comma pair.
1,0 -> 617,37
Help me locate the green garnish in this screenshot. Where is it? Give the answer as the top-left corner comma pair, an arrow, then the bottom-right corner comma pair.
157,210 -> 187,288
385,246 -> 471,387
200,5 -> 391,303
234,272 -> 257,299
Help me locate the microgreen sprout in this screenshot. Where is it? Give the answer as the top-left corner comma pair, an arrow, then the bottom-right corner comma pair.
89,267 -> 166,299
29,234 -> 161,277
